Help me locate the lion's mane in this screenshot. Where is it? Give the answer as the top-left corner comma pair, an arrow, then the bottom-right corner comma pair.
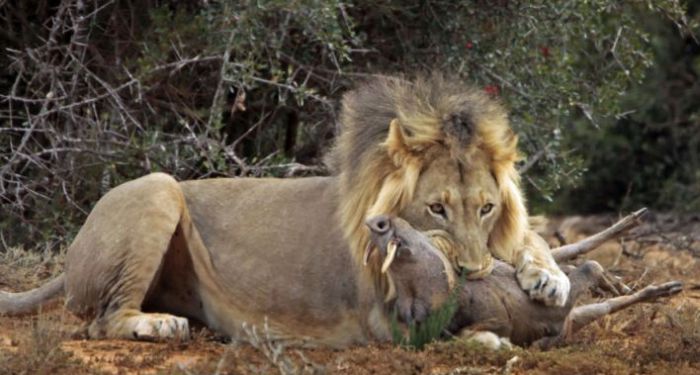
326,74 -> 529,280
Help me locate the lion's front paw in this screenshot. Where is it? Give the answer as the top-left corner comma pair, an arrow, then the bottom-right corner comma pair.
516,257 -> 570,307
127,313 -> 190,341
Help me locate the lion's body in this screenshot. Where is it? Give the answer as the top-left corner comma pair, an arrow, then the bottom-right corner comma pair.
1,75 -> 571,347
64,173 -> 384,347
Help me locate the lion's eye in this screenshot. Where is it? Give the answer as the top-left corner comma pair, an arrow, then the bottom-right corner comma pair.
480,203 -> 494,217
428,203 -> 447,217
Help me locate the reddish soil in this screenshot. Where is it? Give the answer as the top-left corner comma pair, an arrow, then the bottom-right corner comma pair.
1,213 -> 699,374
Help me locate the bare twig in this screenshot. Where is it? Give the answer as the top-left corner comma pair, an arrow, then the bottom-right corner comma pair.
552,208 -> 648,262
206,28 -> 237,131
241,319 -> 303,375
479,65 -> 532,99
249,76 -> 333,109
518,145 -> 549,175
254,162 -> 327,177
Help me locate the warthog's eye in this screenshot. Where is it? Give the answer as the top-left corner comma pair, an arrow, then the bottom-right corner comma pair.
428,202 -> 447,218
480,203 -> 494,217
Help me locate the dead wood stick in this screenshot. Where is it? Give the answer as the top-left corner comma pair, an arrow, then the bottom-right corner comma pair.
552,208 -> 648,263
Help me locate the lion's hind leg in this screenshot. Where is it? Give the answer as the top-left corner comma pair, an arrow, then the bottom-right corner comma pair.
65,173 -> 195,341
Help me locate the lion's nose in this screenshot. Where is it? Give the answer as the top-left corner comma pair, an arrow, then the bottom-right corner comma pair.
366,215 -> 392,235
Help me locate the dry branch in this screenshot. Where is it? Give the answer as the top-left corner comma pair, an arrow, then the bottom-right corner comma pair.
552,208 -> 648,262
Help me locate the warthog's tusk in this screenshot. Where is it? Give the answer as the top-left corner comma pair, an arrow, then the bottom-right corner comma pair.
363,242 -> 374,266
381,240 -> 398,273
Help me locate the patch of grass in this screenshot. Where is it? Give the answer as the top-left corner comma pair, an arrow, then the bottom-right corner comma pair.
391,278 -> 463,350
0,246 -> 64,268
0,313 -> 86,375
0,246 -> 65,291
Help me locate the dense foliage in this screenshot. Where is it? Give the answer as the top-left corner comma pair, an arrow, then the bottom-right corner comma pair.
0,0 -> 694,250
555,3 -> 700,213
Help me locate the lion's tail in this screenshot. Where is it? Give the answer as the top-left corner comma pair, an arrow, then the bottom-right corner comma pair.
0,274 -> 65,315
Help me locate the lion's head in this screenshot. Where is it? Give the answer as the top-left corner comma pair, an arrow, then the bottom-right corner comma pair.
326,74 -> 527,285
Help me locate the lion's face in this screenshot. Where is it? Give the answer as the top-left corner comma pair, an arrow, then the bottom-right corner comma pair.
397,149 -> 500,276
333,75 -> 528,283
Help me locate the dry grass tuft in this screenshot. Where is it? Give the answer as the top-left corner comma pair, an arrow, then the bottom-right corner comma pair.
0,311 -> 86,375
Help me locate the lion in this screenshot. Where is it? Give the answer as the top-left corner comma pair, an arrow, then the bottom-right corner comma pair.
0,75 -> 569,347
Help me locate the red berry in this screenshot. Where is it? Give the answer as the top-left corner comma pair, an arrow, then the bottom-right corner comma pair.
540,46 -> 550,58
484,85 -> 499,96
466,42 -> 474,49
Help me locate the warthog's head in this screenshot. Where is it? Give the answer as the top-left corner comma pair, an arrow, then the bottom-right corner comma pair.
365,215 -> 455,324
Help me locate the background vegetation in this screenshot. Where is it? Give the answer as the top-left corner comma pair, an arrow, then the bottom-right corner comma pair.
0,0 -> 697,251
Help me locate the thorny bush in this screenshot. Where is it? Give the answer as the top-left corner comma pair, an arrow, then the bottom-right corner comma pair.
0,0 -> 692,250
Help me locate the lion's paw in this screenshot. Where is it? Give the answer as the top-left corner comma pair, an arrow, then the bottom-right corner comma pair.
127,313 -> 190,341
516,256 -> 570,307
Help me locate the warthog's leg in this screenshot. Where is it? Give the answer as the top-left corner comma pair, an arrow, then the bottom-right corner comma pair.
64,173 -> 192,341
533,281 -> 682,349
550,208 -> 682,336
568,281 -> 683,333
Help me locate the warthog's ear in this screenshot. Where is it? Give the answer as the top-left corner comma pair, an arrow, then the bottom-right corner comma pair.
383,119 -> 415,167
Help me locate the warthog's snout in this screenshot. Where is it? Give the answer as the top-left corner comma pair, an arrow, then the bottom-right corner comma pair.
365,215 -> 397,273
366,215 -> 391,235
364,215 -> 455,324
365,215 -> 418,273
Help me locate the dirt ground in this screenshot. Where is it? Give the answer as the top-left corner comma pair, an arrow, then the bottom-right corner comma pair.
1,212 -> 699,375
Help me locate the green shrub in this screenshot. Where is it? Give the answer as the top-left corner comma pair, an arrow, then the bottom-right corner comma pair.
0,0 -> 691,249
552,2 -> 700,213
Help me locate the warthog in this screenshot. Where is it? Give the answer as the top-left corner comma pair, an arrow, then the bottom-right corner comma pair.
366,215 -> 682,348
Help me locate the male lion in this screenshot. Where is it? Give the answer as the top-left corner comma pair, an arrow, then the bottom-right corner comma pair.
0,75 -> 569,347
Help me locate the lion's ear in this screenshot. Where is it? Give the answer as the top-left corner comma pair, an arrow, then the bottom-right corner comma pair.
383,119 -> 414,166
488,172 -> 528,262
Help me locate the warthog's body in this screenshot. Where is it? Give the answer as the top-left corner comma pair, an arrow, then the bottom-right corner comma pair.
367,216 -> 682,348
450,260 -> 596,346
